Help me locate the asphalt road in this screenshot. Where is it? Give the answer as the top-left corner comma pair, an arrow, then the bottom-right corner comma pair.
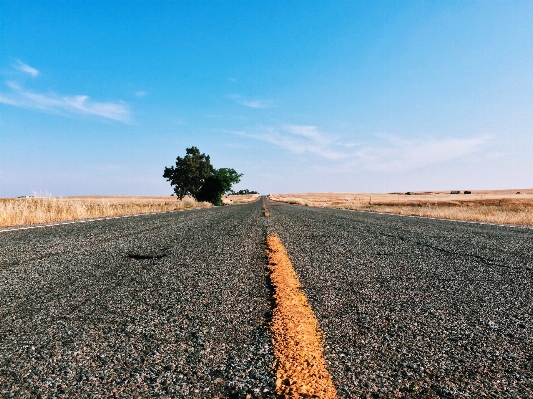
1,204 -> 276,398
1,198 -> 532,398
267,199 -> 533,398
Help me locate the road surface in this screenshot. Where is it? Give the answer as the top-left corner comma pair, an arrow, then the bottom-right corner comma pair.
1,198 -> 532,397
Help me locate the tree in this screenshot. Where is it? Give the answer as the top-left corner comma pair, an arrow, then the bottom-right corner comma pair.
195,175 -> 225,205
195,168 -> 243,205
230,189 -> 258,195
163,147 -> 243,205
213,168 -> 243,195
163,147 -> 214,199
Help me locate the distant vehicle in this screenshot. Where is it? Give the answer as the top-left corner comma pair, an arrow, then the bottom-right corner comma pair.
451,191 -> 460,194
464,191 -> 472,194
405,192 -> 412,195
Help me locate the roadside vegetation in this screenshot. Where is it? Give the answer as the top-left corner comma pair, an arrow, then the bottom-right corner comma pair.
222,194 -> 260,205
0,196 -> 209,227
269,190 -> 533,226
164,146 -> 257,205
2,146 -> 258,227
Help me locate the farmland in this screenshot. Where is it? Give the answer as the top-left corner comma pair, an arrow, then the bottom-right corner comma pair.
0,194 -> 260,228
269,189 -> 533,226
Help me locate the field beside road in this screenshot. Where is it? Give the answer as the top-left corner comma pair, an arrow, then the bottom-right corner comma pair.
269,189 -> 533,226
0,196 -> 211,227
222,193 -> 260,205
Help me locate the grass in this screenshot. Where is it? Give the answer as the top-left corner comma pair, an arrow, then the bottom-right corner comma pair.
269,190 -> 533,226
0,196 -> 211,227
222,193 -> 261,205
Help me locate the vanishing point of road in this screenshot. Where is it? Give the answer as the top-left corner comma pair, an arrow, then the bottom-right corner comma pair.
1,198 -> 532,398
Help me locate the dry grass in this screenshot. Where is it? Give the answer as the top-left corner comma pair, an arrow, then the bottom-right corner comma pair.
222,193 -> 260,205
269,189 -> 533,226
0,196 -> 211,227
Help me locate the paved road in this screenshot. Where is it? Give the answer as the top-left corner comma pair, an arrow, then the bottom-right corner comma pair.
267,200 -> 533,398
1,199 -> 532,398
1,204 -> 276,398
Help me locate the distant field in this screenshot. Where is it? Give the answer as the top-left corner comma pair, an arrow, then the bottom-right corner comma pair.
222,193 -> 260,205
269,189 -> 533,226
0,194 -> 263,228
0,196 -> 211,227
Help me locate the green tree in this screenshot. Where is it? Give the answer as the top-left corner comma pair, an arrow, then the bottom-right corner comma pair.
213,168 -> 243,195
163,148 -> 243,205
195,175 -> 225,205
196,168 -> 243,205
230,189 -> 258,195
163,147 -> 214,199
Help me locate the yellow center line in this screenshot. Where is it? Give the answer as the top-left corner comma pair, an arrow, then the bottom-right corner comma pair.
266,233 -> 338,399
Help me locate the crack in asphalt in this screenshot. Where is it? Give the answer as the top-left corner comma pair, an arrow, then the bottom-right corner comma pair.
381,232 -> 516,269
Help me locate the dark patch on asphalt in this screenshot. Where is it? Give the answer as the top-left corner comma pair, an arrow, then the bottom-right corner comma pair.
127,253 -> 167,260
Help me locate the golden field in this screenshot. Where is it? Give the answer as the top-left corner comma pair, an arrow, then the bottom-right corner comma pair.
222,193 -> 260,205
269,189 -> 533,226
0,196 -> 211,227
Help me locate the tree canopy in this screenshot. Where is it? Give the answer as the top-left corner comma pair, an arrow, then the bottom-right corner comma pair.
163,147 -> 243,205
163,147 -> 214,200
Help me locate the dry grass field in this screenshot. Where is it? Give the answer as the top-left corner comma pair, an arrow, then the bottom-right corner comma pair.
0,196 -> 211,228
222,193 -> 260,205
269,189 -> 533,226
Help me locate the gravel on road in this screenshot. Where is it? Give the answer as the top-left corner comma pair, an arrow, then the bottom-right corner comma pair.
1,203 -> 276,398
267,200 -> 533,398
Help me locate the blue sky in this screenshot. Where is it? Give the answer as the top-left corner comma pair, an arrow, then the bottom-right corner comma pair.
1,1 -> 532,196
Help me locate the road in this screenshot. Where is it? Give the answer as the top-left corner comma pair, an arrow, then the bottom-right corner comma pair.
1,198 -> 532,398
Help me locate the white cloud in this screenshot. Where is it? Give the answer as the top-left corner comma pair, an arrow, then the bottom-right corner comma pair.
15,60 -> 39,78
63,95 -> 130,121
240,100 -> 269,109
238,125 -> 348,160
0,67 -> 131,123
239,124 -> 490,171
354,135 -> 490,172
0,94 -> 20,106
227,94 -> 271,109
135,90 -> 147,98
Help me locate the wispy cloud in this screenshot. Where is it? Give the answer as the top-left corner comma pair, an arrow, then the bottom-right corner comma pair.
240,100 -> 269,109
354,135 -> 490,172
0,64 -> 130,123
227,94 -> 271,109
239,124 -> 490,170
135,90 -> 147,98
0,94 -> 19,106
238,125 -> 348,160
15,60 -> 39,78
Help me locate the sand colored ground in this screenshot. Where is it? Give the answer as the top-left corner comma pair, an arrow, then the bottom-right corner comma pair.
222,193 -> 260,205
269,189 -> 533,226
